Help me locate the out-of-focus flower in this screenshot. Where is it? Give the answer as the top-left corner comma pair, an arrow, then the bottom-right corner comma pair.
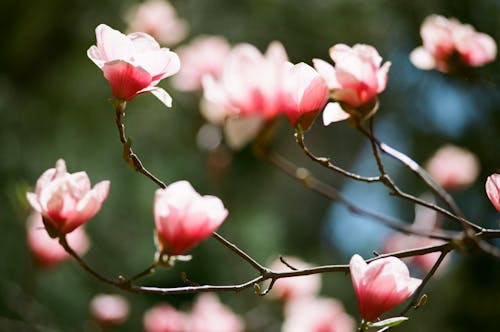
268,256 -> 321,302
410,15 -> 496,72
125,0 -> 188,46
425,145 -> 479,189
313,44 -> 390,124
27,212 -> 89,267
154,181 -> 228,256
143,304 -> 186,332
350,254 -> 422,322
172,36 -> 231,91
26,159 -> 109,236
383,201 -> 450,275
202,41 -> 289,119
184,293 -> 245,332
90,294 -> 130,327
486,174 -> 500,212
282,297 -> 355,332
87,24 -> 180,107
282,62 -> 329,130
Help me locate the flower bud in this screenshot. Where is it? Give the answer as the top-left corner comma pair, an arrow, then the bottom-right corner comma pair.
486,174 -> 500,212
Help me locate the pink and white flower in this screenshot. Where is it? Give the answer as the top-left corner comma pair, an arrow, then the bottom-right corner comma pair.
90,294 -> 130,326
410,15 -> 496,72
350,254 -> 422,322
125,0 -> 188,46
26,159 -> 110,235
143,304 -> 186,332
172,36 -> 231,92
486,174 -> 500,212
154,181 -> 228,256
87,24 -> 180,107
27,212 -> 89,267
313,44 -> 390,124
425,145 -> 479,189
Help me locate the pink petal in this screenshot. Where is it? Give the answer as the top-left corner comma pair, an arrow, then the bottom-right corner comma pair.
410,47 -> 436,70
102,60 -> 152,101
312,58 -> 340,89
96,24 -> 136,62
486,174 -> 500,212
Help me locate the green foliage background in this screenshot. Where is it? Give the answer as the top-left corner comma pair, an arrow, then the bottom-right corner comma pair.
0,0 -> 499,331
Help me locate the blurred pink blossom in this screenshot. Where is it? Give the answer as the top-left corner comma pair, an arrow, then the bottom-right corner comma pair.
125,0 -> 188,46
486,174 -> 500,212
143,304 -> 186,332
313,44 -> 390,124
268,256 -> 321,302
172,36 -> 231,91
282,297 -> 355,332
27,212 -> 89,267
184,293 -> 245,332
26,159 -> 109,236
154,181 -> 228,256
90,294 -> 130,327
425,145 -> 480,189
350,254 -> 421,322
410,15 -> 496,72
87,24 -> 180,107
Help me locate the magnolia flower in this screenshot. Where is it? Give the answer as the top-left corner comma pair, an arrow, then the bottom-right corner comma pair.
143,304 -> 186,332
268,256 -> 321,302
313,44 -> 390,125
486,174 -> 500,212
90,294 -> 130,326
202,41 -> 289,119
26,159 -> 110,236
184,293 -> 245,332
27,212 -> 89,267
350,254 -> 422,322
87,24 -> 180,107
282,62 -> 329,129
154,181 -> 228,256
125,0 -> 188,46
425,145 -> 479,189
282,297 -> 355,332
172,36 -> 231,91
410,15 -> 496,72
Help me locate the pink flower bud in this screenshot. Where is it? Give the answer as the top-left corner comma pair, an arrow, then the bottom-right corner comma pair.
87,24 -> 180,107
425,145 -> 479,189
154,181 -> 228,256
282,62 -> 329,130
26,159 -> 110,236
486,174 -> 500,212
90,294 -> 130,327
27,212 -> 89,267
349,254 -> 422,322
125,0 -> 188,46
313,44 -> 390,120
172,36 -> 231,92
184,293 -> 245,332
282,297 -> 355,332
143,304 -> 186,332
410,15 -> 496,72
268,256 -> 321,302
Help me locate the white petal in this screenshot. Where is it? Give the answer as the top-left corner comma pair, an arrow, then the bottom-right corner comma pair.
322,102 -> 350,125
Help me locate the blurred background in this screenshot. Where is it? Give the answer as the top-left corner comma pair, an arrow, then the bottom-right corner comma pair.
1,0 -> 499,331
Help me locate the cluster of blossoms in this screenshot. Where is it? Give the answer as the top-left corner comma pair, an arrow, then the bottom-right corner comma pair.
23,4 -> 500,331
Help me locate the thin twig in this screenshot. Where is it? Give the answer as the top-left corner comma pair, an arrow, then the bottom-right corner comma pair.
212,232 -> 267,273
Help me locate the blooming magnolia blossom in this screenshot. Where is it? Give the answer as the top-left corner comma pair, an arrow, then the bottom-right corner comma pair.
268,256 -> 321,302
313,44 -> 391,125
486,174 -> 500,212
27,212 -> 89,267
425,145 -> 479,189
184,293 -> 245,332
90,294 -> 130,326
410,15 -> 497,72
26,159 -> 110,236
87,24 -> 180,107
125,0 -> 188,46
154,181 -> 228,256
143,304 -> 186,332
282,297 -> 355,332
350,254 -> 422,322
172,36 -> 231,91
